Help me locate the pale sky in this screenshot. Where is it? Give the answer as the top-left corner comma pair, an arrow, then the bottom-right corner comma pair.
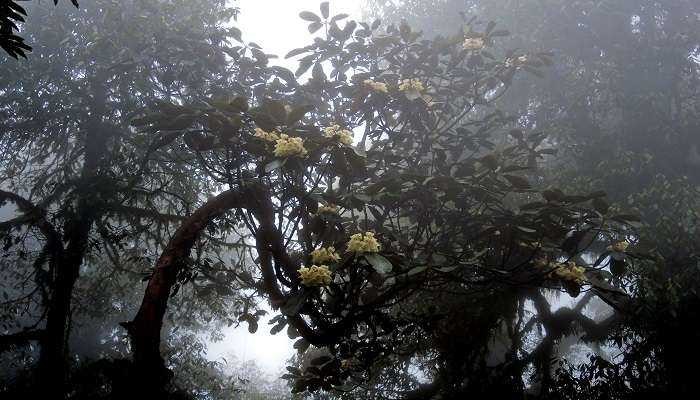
206,0 -> 364,376
234,0 -> 363,69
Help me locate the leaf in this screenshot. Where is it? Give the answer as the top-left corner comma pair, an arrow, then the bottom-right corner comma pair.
285,47 -> 308,59
504,174 -> 530,189
312,62 -> 326,81
480,154 -> 499,170
294,58 -> 314,78
287,324 -> 299,339
320,2 -> 329,19
269,66 -> 297,86
247,319 -> 258,334
270,321 -> 285,335
365,254 -> 392,274
299,11 -> 320,22
238,314 -> 258,334
308,21 -> 324,34
263,98 -> 288,124
286,366 -> 302,377
229,27 -> 242,42
485,21 -> 496,35
296,57 -> 314,77
331,13 -> 349,22
265,159 -> 284,173
294,338 -> 311,353
407,266 -> 427,276
287,105 -> 314,126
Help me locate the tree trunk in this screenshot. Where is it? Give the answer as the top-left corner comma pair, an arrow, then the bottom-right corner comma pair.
37,75 -> 108,398
37,219 -> 94,397
123,184 -> 266,395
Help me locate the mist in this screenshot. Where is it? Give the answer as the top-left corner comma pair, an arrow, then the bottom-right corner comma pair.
1,0 -> 699,399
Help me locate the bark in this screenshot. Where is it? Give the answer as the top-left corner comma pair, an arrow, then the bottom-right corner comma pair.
123,183 -> 269,395
37,75 -> 108,398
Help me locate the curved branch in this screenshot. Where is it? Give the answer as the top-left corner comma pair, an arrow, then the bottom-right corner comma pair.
122,182 -> 271,389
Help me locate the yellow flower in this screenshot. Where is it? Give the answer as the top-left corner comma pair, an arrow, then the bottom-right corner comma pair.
398,78 -> 424,93
273,134 -> 307,158
253,128 -> 280,142
310,246 -> 340,264
346,231 -> 381,255
363,79 -> 388,93
298,265 -> 332,287
316,204 -> 338,215
551,261 -> 586,284
324,124 -> 354,145
607,241 -> 630,253
462,37 -> 484,50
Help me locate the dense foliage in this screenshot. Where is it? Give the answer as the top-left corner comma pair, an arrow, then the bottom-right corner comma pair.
0,1 -> 698,399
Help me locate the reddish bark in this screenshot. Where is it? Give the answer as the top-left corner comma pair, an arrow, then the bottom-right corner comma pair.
123,183 -> 270,392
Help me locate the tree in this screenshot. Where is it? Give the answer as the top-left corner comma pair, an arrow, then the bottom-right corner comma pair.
364,0 -> 700,397
125,3 -> 635,397
0,0 -> 248,397
2,1 -> 693,398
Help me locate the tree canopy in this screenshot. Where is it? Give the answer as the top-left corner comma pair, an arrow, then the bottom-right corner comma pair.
1,1 -> 699,399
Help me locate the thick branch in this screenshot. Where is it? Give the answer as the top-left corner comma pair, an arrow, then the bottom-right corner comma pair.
123,182 -> 270,388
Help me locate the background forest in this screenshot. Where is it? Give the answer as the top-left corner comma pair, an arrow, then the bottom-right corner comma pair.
1,0 -> 699,399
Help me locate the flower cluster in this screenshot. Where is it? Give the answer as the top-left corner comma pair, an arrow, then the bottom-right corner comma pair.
273,134 -> 307,158
552,261 -> 586,284
310,246 -> 340,264
298,265 -> 332,287
324,124 -> 354,145
462,37 -> 484,50
253,127 -> 280,142
316,204 -> 338,215
607,240 -> 630,253
346,231 -> 381,255
398,78 -> 424,93
534,259 -> 586,284
363,79 -> 388,93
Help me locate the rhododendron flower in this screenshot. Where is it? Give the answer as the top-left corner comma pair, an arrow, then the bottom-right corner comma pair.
273,134 -> 307,158
346,231 -> 381,254
298,265 -> 332,287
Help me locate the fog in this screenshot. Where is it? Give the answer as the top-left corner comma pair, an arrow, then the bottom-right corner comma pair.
1,0 -> 699,399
